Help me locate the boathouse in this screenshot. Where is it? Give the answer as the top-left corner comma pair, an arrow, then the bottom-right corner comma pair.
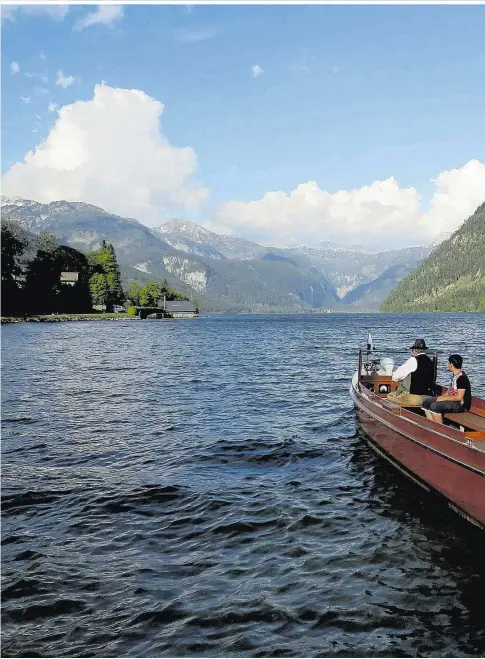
158,299 -> 199,318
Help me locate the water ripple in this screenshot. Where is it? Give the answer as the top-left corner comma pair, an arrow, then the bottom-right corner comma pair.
2,313 -> 485,657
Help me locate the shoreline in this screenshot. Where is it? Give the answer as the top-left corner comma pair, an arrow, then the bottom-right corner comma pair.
1,313 -> 140,324
3,311 -> 480,324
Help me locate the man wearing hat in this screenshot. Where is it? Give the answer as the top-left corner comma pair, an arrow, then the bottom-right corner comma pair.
387,339 -> 435,406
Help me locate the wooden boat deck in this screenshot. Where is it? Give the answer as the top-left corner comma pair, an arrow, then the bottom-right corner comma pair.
445,412 -> 485,433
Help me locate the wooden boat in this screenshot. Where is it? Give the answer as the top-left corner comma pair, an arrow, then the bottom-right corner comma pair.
350,346 -> 485,530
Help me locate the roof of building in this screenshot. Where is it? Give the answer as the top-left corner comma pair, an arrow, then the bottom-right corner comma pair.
165,300 -> 198,313
60,271 -> 79,282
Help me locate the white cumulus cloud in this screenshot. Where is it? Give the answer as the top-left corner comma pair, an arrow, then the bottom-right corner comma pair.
425,160 -> 485,236
56,70 -> 75,88
20,96 -> 32,104
2,84 -> 209,225
74,5 -> 124,31
48,102 -> 58,113
251,64 -> 264,77
210,160 -> 485,249
10,61 -> 20,75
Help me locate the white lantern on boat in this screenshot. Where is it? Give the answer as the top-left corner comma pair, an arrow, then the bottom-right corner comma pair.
380,358 -> 395,376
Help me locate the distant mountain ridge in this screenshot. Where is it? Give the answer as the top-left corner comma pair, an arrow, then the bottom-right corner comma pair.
0,196 -> 171,265
381,202 -> 485,312
291,243 -> 430,300
154,220 -> 268,260
1,196 -> 431,312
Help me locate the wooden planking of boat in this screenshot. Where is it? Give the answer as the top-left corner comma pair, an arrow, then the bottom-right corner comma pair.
349,339 -> 485,530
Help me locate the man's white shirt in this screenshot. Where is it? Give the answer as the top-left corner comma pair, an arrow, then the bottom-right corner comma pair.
392,356 -> 418,382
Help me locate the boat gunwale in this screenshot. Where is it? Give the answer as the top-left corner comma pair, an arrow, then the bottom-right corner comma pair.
351,379 -> 485,477
352,373 -> 485,450
352,373 -> 461,440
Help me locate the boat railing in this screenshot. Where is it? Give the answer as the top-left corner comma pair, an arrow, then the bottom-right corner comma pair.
357,347 -> 439,384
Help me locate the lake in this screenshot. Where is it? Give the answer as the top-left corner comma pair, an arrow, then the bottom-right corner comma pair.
2,313 -> 485,657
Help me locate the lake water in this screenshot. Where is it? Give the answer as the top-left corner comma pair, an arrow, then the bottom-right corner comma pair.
2,313 -> 485,658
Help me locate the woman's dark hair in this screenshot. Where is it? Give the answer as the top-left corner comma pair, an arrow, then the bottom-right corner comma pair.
448,354 -> 463,369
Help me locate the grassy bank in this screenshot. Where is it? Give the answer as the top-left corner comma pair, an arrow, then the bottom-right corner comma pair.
1,313 -> 140,324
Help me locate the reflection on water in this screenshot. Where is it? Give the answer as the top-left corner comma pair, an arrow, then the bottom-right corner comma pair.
2,313 -> 485,657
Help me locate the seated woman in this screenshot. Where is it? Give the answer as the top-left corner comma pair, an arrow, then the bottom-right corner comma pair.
421,354 -> 472,424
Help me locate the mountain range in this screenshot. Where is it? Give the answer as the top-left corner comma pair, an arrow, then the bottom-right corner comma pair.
1,196 -> 431,312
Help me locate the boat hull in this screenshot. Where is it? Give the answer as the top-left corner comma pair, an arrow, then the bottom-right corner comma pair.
350,373 -> 485,530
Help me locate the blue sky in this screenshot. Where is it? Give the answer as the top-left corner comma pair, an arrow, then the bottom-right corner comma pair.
2,3 -> 485,248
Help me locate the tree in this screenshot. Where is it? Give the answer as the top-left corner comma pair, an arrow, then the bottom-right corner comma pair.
24,243 -> 91,315
159,279 -> 190,301
1,222 -> 28,279
105,243 -> 124,304
126,280 -> 142,305
89,273 -> 109,307
87,242 -> 124,310
1,222 -> 28,316
138,282 -> 162,307
36,231 -> 58,254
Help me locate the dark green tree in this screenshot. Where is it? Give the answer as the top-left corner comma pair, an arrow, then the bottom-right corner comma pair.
1,221 -> 28,316
87,241 -> 124,310
160,279 -> 190,301
37,231 -> 58,253
24,242 -> 91,315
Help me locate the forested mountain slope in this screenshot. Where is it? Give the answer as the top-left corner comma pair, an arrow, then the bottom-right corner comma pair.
381,202 -> 485,312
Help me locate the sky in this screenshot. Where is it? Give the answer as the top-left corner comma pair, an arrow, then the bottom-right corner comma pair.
1,2 -> 485,249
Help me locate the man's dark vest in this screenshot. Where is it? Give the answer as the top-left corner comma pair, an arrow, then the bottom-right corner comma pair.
410,353 -> 434,395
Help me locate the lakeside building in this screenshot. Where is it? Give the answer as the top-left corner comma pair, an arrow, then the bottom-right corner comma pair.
157,299 -> 199,318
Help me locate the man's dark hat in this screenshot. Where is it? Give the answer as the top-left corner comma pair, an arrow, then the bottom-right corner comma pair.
410,339 -> 428,351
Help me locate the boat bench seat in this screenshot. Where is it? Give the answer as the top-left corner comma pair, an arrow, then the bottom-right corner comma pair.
444,412 -> 485,433
465,431 -> 485,442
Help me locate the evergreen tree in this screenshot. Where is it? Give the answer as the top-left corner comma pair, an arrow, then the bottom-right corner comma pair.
24,249 -> 60,314
89,273 -> 109,307
37,231 -> 58,254
106,243 -> 124,303
1,222 -> 28,316
87,242 -> 124,309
